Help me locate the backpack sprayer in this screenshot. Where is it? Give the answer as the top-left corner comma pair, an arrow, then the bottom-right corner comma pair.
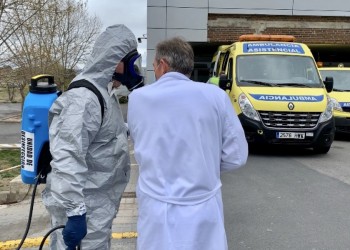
18,75 -> 80,249
21,74 -> 57,185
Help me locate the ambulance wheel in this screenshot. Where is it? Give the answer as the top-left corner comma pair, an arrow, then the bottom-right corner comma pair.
313,145 -> 331,154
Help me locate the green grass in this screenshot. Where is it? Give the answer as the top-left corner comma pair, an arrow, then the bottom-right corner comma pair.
0,149 -> 21,179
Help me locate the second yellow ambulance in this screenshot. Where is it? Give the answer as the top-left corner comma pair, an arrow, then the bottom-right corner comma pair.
319,66 -> 350,135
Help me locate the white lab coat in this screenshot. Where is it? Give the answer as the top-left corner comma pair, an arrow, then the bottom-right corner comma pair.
127,72 -> 248,250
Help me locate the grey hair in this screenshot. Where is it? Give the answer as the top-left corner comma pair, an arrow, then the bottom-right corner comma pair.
155,37 -> 194,76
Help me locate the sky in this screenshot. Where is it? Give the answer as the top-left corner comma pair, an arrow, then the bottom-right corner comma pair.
86,0 -> 147,66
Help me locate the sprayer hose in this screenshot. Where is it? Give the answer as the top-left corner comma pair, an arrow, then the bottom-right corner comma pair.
38,225 -> 81,250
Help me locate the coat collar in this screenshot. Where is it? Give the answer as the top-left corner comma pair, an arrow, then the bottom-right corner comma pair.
157,72 -> 190,83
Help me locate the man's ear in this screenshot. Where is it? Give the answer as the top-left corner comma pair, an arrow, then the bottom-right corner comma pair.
160,59 -> 169,74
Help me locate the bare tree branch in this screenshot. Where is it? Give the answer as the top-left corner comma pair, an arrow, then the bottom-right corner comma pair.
0,0 -> 102,103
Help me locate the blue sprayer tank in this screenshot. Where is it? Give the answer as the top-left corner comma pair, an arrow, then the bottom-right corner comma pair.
21,74 -> 58,184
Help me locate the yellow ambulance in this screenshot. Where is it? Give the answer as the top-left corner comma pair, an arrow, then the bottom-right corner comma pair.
209,34 -> 335,153
319,65 -> 350,135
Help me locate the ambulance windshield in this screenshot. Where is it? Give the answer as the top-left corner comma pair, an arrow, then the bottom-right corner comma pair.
319,70 -> 350,91
237,55 -> 323,87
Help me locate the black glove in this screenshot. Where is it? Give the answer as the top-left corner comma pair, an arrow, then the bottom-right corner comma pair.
62,213 -> 87,249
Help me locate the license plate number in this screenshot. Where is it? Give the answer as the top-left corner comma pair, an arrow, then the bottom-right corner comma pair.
277,132 -> 305,139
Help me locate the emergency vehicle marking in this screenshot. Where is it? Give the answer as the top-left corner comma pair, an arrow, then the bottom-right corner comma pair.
340,102 -> 350,107
243,43 -> 305,54
21,130 -> 35,172
250,94 -> 324,102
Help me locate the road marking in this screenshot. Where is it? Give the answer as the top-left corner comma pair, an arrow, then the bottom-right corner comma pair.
0,232 -> 138,249
112,232 -> 138,239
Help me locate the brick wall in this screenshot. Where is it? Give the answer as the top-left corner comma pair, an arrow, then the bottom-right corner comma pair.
208,14 -> 350,45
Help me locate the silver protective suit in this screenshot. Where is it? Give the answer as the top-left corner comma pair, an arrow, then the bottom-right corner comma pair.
42,24 -> 135,250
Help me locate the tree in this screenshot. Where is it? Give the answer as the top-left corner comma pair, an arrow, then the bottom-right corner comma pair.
0,0 -> 49,60
0,0 -> 102,102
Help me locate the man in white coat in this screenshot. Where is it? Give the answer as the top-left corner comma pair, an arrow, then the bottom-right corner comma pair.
127,37 -> 248,250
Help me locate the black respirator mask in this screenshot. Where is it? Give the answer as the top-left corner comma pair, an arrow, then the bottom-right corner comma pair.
112,49 -> 144,91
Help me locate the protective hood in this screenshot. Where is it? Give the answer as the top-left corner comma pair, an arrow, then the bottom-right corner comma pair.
72,24 -> 138,88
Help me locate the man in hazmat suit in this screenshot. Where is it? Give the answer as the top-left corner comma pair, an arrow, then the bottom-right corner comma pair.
42,24 -> 144,249
127,37 -> 248,250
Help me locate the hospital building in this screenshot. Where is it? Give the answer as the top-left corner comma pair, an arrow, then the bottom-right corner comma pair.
146,0 -> 350,83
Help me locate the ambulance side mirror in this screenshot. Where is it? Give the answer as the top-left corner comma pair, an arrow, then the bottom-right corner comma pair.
219,74 -> 232,91
323,76 -> 333,93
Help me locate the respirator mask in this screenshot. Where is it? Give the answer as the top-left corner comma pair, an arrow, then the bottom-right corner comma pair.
112,49 -> 144,91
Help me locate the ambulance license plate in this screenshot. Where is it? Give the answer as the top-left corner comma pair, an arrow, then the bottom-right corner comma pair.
277,132 -> 305,139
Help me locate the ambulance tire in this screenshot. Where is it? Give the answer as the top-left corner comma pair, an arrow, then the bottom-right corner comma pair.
313,145 -> 331,154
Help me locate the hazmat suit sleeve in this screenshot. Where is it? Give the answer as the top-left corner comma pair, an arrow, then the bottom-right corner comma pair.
220,94 -> 248,172
48,88 -> 102,216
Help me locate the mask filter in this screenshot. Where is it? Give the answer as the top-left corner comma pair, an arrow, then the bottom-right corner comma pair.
112,49 -> 144,91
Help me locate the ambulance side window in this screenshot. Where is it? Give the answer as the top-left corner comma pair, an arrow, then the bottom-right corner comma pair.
214,52 -> 229,76
209,61 -> 215,76
218,57 -> 233,91
213,52 -> 223,77
227,58 -> 233,80
221,52 -> 229,74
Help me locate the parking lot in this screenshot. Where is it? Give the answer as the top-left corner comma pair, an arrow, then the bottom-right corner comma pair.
2,103 -> 350,249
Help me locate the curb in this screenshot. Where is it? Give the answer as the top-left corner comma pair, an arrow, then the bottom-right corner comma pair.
0,144 -> 25,205
0,114 -> 21,123
0,176 -> 44,205
0,232 -> 138,250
